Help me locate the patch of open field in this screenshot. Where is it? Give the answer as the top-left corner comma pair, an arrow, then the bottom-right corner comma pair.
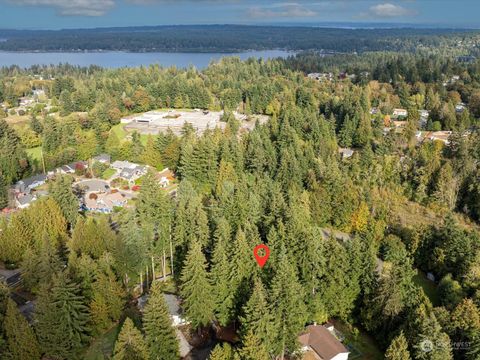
413,269 -> 440,306
5,114 -> 30,127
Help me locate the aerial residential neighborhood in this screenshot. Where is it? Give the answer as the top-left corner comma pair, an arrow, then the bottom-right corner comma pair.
1,2 -> 480,360
9,155 -> 177,212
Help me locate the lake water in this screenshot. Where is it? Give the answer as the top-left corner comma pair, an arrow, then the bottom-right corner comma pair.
0,50 -> 294,69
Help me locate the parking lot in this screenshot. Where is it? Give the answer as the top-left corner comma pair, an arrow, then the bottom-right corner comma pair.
123,110 -> 267,135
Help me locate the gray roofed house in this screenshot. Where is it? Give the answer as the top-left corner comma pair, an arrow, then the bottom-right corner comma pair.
15,174 -> 47,193
111,160 -> 138,170
16,194 -> 36,208
118,165 -> 147,183
59,165 -> 74,174
338,148 -> 354,159
93,153 -> 111,164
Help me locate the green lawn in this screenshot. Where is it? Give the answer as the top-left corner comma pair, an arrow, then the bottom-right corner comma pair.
102,168 -> 117,180
333,321 -> 383,360
26,146 -> 42,162
111,124 -> 151,145
111,124 -> 127,141
413,269 -> 440,306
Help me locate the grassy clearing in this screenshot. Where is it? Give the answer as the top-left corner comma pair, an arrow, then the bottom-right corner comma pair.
84,324 -> 120,360
5,114 -> 30,127
26,146 -> 42,162
413,269 -> 440,306
84,306 -> 143,360
333,320 -> 383,360
111,124 -> 127,141
111,123 -> 151,145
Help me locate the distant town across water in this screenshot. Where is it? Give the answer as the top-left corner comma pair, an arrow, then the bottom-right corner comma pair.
0,49 -> 294,68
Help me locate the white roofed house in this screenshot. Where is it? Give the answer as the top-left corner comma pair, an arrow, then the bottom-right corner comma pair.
392,108 -> 408,118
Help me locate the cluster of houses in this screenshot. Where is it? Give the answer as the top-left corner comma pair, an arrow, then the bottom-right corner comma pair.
308,72 -> 335,82
13,160 -> 88,209
11,154 -> 175,212
307,72 -> 356,82
2,89 -> 48,116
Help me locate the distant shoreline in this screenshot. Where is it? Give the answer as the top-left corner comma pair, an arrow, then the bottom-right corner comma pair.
0,49 -> 298,54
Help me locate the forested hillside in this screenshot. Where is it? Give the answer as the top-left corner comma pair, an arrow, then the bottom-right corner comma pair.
0,51 -> 480,359
0,25 -> 478,53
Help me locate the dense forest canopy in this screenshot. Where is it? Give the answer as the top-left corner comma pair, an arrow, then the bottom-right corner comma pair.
0,41 -> 480,360
0,25 -> 479,53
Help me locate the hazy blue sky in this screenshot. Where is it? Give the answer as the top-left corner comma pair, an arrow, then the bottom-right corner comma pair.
0,0 -> 478,29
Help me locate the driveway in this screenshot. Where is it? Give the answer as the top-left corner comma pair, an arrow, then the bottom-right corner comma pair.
75,179 -> 110,192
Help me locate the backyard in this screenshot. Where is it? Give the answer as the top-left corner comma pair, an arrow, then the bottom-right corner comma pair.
332,320 -> 383,360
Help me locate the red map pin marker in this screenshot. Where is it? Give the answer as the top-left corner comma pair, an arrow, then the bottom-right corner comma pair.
253,244 -> 270,268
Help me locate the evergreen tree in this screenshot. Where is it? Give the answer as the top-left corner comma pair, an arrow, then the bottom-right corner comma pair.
49,174 -> 79,227
113,318 -> 148,360
4,298 -> 41,360
209,343 -> 234,360
69,216 -> 118,259
0,280 -> 9,359
240,277 -> 274,352
34,272 -> 90,359
0,173 -> 7,209
411,305 -> 453,360
385,332 -> 411,360
180,240 -> 214,330
238,330 -> 269,360
141,135 -> 163,170
105,130 -> 121,160
89,256 -> 125,334
270,249 -> 307,359
143,282 -> 180,360
210,226 -> 234,326
20,235 -> 62,293
30,115 -> 43,134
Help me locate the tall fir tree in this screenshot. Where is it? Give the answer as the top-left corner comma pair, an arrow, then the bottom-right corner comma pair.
0,280 -> 9,359
49,174 -> 79,227
210,235 -> 234,326
0,173 -> 8,209
20,234 -> 62,293
385,332 -> 411,360
180,240 -> 215,330
238,330 -> 269,360
141,135 -> 163,170
34,272 -> 90,359
4,298 -> 41,360
113,318 -> 148,360
240,277 -> 274,351
143,282 -> 180,360
270,248 -> 307,359
209,343 -> 234,360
